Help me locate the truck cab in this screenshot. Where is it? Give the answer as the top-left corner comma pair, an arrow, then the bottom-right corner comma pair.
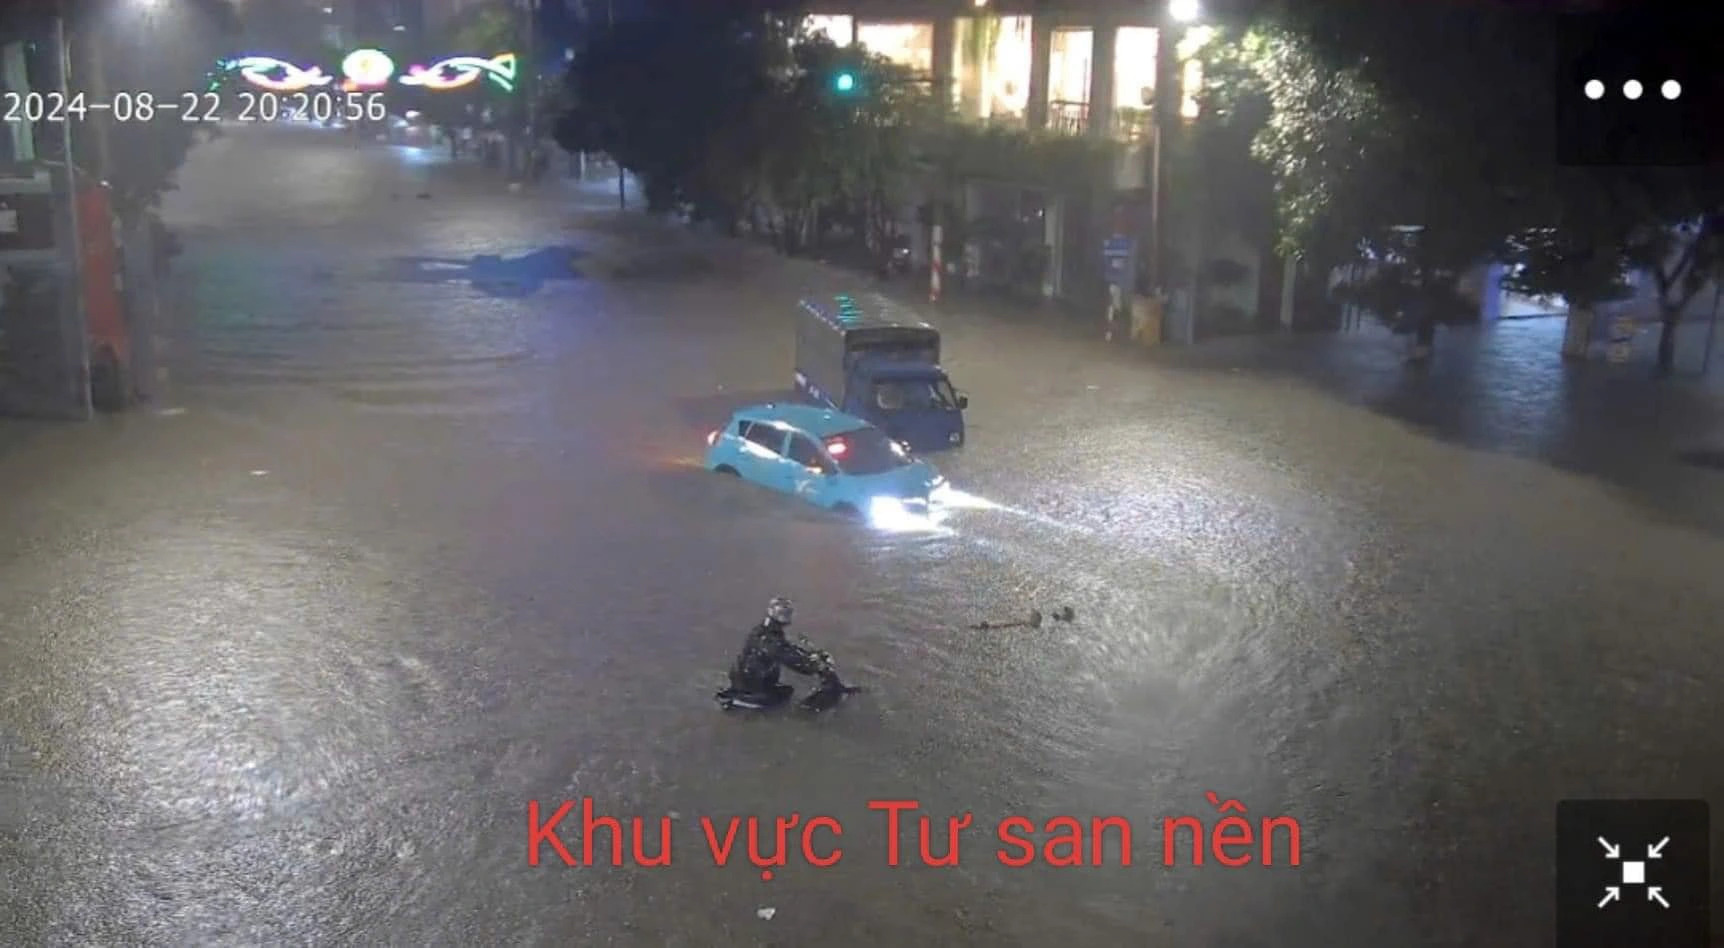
793,295 -> 968,451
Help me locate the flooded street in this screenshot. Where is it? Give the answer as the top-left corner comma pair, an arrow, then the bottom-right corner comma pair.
2,124 -> 1720,945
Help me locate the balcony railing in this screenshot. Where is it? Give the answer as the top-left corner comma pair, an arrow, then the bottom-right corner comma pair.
1049,100 -> 1088,136
966,101 -> 1157,145
1050,101 -> 1155,143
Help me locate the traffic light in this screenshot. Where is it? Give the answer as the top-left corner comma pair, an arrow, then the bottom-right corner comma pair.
833,70 -> 857,94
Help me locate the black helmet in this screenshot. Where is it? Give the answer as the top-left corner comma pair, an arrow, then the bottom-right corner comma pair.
765,597 -> 793,626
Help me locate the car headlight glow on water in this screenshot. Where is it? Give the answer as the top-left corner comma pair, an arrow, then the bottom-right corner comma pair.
867,495 -> 938,533
929,482 -> 1000,511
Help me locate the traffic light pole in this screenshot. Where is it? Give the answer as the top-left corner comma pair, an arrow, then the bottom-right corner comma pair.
512,0 -> 538,182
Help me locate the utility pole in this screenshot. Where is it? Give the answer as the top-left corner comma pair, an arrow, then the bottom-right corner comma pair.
82,29 -> 113,182
1147,0 -> 1198,342
54,0 -> 91,419
523,0 -> 538,175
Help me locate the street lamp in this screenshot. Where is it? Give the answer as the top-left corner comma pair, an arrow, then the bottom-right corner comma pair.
1169,0 -> 1200,23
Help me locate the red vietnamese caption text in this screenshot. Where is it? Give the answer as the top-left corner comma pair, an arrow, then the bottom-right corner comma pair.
527,791 -> 1300,875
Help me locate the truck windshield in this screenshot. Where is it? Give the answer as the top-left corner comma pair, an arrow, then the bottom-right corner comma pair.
871,378 -> 959,412
824,429 -> 911,475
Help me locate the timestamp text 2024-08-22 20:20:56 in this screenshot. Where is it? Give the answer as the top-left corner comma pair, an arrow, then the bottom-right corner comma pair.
1,90 -> 389,125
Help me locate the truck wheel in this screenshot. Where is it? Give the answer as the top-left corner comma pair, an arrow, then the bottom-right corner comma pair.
90,348 -> 129,413
714,464 -> 739,476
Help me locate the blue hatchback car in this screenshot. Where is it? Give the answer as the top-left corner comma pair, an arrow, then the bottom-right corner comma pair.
705,403 -> 944,520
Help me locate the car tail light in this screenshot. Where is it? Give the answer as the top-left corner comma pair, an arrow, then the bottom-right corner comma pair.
825,438 -> 848,456
707,430 -> 718,446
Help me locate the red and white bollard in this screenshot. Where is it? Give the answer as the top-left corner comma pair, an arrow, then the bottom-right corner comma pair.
929,224 -> 942,303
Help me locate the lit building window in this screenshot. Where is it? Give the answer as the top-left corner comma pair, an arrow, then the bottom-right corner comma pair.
1114,27 -> 1156,112
805,15 -> 853,44
856,22 -> 934,74
952,15 -> 1031,121
1177,25 -> 1214,118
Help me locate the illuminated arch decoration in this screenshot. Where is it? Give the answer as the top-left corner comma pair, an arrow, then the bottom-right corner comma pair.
224,56 -> 334,92
219,49 -> 517,95
398,53 -> 517,93
341,48 -> 397,90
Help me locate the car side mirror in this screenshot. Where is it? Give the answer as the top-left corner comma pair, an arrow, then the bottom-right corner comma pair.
956,394 -> 969,410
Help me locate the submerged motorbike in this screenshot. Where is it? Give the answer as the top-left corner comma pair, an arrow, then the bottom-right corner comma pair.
714,646 -> 862,714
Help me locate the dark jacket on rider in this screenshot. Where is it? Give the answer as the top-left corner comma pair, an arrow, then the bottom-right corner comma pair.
730,620 -> 825,693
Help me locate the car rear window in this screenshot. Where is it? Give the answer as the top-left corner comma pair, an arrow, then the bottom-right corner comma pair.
823,428 -> 909,475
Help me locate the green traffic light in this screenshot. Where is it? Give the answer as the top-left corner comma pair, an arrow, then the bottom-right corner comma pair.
834,72 -> 856,93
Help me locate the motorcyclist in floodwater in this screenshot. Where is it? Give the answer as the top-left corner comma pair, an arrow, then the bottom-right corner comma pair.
726,597 -> 832,708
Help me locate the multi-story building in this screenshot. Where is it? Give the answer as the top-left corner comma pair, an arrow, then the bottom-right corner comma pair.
799,0 -> 1270,329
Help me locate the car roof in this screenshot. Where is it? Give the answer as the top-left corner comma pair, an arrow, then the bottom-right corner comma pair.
731,402 -> 872,438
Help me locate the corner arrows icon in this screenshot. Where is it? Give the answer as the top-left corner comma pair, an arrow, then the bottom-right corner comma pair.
1648,837 -> 1669,858
1599,887 -> 1620,907
1648,887 -> 1668,908
1598,837 -> 1620,859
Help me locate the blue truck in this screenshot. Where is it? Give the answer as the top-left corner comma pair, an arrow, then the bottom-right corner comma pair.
793,295 -> 968,451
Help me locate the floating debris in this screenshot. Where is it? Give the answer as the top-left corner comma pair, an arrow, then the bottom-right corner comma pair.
968,605 -> 1076,631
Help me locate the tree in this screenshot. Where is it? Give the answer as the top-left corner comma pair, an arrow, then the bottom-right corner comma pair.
556,0 -> 944,255
232,0 -> 326,62
1222,0 -> 1724,372
1505,166 -> 1724,375
446,1 -> 521,53
1210,1 -> 1561,354
410,2 -> 524,131
754,34 -> 940,254
556,0 -> 800,221
92,0 -> 239,222
0,0 -> 241,224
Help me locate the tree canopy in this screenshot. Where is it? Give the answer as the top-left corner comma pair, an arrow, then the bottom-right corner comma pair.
555,0 -> 938,249
550,0 -> 1720,370
1214,0 -> 1724,368
0,0 -> 240,222
97,0 -> 241,220
231,0 -> 327,63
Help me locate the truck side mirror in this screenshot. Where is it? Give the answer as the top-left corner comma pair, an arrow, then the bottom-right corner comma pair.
956,394 -> 969,410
